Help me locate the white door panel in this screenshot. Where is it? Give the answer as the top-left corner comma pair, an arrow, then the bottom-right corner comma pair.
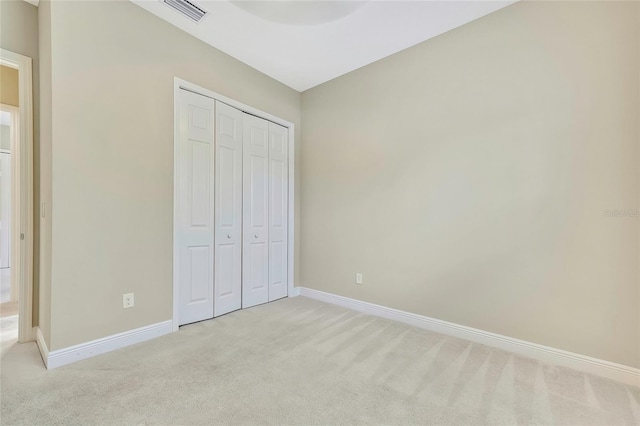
177,90 -> 215,325
268,122 -> 288,301
214,101 -> 243,316
242,114 -> 269,308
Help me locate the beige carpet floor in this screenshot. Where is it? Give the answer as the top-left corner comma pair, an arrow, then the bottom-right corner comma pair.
1,296 -> 638,425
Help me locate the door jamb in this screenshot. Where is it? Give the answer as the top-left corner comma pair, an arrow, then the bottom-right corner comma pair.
0,49 -> 35,342
172,77 -> 296,332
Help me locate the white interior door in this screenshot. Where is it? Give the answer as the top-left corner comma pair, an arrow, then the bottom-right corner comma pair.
0,151 -> 10,270
242,114 -> 269,308
214,101 -> 243,316
268,122 -> 288,301
177,90 -> 215,326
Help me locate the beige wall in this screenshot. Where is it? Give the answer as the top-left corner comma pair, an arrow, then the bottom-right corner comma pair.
41,0 -> 301,350
0,65 -> 19,107
38,0 -> 52,346
301,1 -> 640,368
0,0 -> 40,327
0,64 -> 18,152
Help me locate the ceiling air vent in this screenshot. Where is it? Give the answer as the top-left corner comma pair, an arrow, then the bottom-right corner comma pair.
163,0 -> 207,22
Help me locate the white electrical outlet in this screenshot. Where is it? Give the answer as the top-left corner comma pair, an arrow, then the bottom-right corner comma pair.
355,273 -> 363,285
123,293 -> 135,309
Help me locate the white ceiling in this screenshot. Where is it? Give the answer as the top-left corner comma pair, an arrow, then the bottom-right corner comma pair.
131,0 -> 517,92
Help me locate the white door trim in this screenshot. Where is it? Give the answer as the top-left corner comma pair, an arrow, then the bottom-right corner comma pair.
172,77 -> 296,332
0,49 -> 35,343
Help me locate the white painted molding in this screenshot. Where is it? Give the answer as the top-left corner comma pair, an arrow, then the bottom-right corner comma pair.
44,321 -> 172,369
298,287 -> 640,387
35,326 -> 49,368
23,0 -> 39,7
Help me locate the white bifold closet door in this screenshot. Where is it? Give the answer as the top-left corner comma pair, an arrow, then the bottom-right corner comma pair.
214,101 -> 243,316
268,122 -> 288,302
242,114 -> 269,308
241,117 -> 289,307
177,90 -> 288,324
176,90 -> 215,326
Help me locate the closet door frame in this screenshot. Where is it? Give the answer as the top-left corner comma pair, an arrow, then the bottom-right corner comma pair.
172,78 -> 296,332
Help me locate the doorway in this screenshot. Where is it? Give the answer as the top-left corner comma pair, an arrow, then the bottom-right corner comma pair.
0,105 -> 18,340
0,49 -> 34,343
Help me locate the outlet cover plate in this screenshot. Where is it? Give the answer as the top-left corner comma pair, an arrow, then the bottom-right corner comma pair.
123,293 -> 135,309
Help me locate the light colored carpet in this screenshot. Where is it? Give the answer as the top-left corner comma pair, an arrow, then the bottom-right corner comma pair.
1,296 -> 638,425
0,313 -> 17,341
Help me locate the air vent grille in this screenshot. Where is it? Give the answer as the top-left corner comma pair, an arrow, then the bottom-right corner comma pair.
163,0 -> 207,22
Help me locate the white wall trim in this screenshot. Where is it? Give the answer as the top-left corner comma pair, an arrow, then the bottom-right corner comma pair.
42,321 -> 172,369
298,287 -> 640,387
0,49 -> 35,344
172,77 -> 296,332
172,80 -> 181,332
289,286 -> 301,297
35,326 -> 49,368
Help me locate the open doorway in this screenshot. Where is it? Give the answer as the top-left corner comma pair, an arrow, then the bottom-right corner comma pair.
0,49 -> 34,344
1,101 -> 19,341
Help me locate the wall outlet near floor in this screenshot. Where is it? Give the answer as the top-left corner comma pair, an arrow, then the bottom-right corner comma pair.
355,273 -> 363,285
123,293 -> 135,309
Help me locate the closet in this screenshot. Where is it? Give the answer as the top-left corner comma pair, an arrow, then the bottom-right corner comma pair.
176,89 -> 289,326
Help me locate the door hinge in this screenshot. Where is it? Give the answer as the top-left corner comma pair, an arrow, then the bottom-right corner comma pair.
21,233 -> 24,240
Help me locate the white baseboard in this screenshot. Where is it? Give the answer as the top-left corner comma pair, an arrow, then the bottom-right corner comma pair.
289,286 -> 301,297
43,320 -> 173,369
35,326 -> 49,368
298,287 -> 640,387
